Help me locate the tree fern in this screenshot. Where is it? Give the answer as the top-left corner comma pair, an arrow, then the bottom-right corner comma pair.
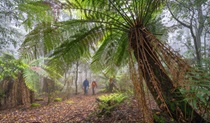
18,0 -> 207,122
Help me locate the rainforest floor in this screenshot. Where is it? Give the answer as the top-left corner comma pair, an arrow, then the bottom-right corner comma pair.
0,92 -> 175,123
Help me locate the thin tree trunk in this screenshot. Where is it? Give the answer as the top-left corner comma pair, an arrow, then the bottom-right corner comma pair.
75,61 -> 79,95
204,33 -> 207,59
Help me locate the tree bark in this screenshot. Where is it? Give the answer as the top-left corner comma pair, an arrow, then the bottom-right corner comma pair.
129,28 -> 206,122
0,73 -> 34,110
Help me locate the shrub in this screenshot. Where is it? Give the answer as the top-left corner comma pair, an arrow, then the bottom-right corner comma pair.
54,98 -> 62,102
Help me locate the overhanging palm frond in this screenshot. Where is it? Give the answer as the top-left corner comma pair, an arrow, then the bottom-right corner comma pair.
64,0 -> 130,31
52,21 -> 105,62
22,57 -> 62,91
20,22 -> 62,59
90,30 -> 129,74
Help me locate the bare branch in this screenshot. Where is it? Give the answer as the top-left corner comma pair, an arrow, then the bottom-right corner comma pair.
166,0 -> 191,28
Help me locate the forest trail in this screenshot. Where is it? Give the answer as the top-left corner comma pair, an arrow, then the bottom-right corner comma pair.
0,93 -> 100,123
0,92 -> 161,123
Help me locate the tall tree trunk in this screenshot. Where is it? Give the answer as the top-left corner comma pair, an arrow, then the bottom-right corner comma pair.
75,61 -> 79,95
42,78 -> 55,104
204,33 -> 207,60
129,27 -> 206,122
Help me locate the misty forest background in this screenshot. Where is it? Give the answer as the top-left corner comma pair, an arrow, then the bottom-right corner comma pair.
0,0 -> 210,123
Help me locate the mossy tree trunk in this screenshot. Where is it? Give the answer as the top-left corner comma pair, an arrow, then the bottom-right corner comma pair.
129,27 -> 206,122
0,73 -> 34,110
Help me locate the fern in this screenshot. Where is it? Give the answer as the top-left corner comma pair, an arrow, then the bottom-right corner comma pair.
22,57 -> 63,92
97,93 -> 128,116
181,63 -> 210,120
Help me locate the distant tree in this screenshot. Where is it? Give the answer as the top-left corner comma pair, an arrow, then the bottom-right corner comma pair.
74,61 -> 79,95
166,0 -> 210,66
0,53 -> 33,109
0,0 -> 28,54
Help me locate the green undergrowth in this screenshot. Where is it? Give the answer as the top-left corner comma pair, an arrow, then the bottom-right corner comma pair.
96,93 -> 128,116
153,111 -> 176,123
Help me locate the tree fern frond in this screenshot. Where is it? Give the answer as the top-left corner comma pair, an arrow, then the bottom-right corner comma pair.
90,31 -> 129,73
113,32 -> 129,66
64,1 -> 129,31
52,23 -> 105,61
22,57 -> 63,91
23,67 -> 40,91
20,22 -> 62,59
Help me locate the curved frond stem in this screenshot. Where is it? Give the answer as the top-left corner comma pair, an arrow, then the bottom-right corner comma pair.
108,0 -> 134,27
56,19 -> 127,32
143,0 -> 161,25
53,25 -> 105,59
64,7 -> 130,29
142,0 -> 153,23
124,0 -> 136,24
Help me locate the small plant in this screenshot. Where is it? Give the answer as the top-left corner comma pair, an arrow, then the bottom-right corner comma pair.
98,93 -> 127,103
153,114 -> 166,123
31,103 -> 41,107
97,93 -> 128,116
54,98 -> 62,102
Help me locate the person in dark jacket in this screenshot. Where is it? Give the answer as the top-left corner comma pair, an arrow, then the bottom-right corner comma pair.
83,79 -> 89,95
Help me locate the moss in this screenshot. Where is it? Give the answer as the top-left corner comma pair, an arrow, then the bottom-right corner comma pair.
66,100 -> 74,104
31,103 -> 41,107
35,98 -> 44,101
54,98 -> 62,102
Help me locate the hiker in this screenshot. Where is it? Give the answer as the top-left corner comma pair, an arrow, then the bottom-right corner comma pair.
83,79 -> 89,95
91,80 -> 97,95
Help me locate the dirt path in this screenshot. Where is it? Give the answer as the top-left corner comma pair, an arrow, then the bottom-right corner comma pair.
0,94 -> 100,123
0,93 -> 162,123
